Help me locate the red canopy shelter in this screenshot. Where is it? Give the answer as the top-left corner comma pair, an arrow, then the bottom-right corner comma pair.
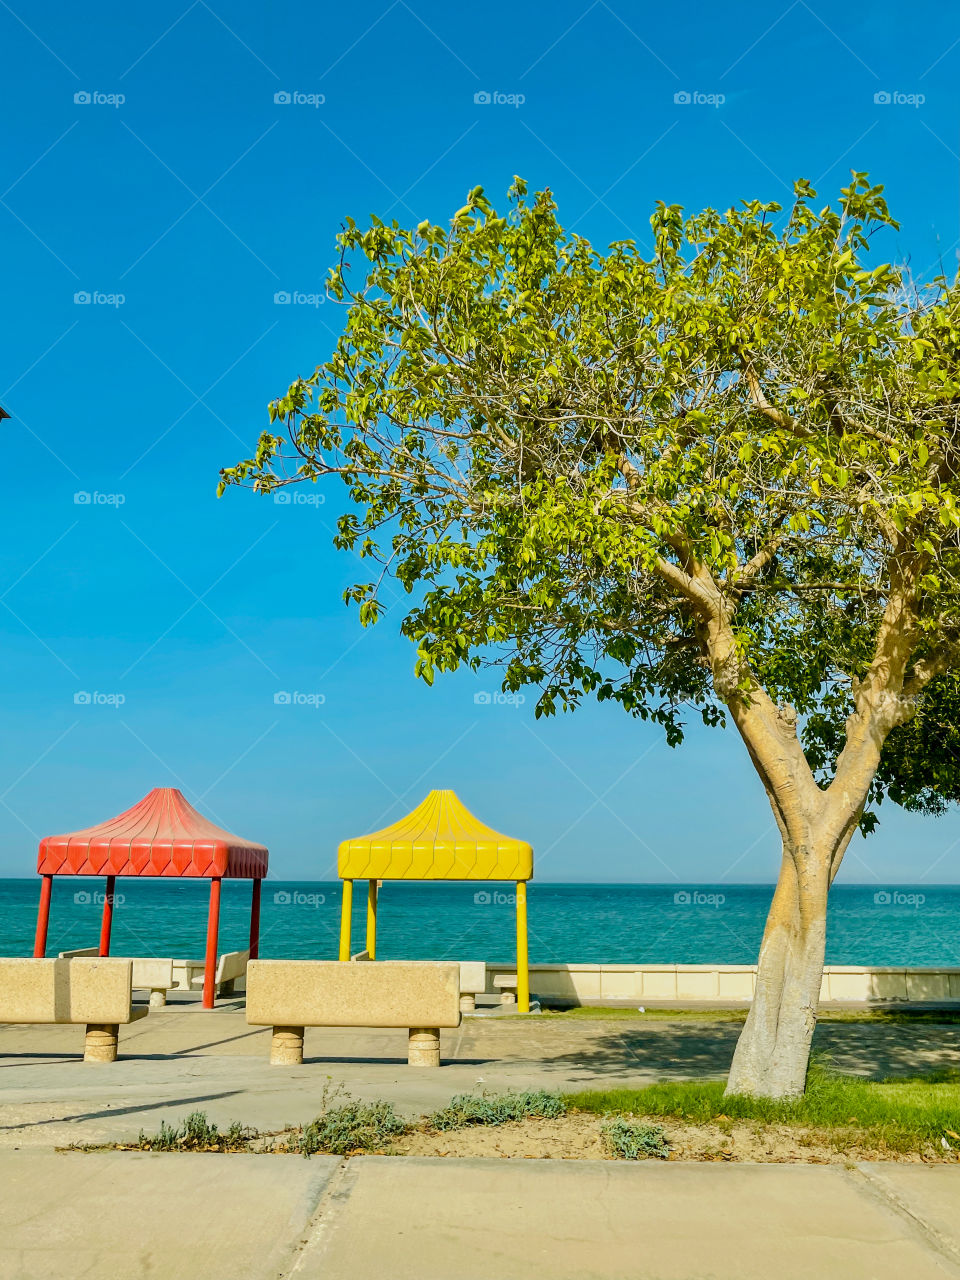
34,787 -> 269,1009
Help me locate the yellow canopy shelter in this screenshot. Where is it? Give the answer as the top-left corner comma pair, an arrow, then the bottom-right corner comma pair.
337,789 -> 534,1011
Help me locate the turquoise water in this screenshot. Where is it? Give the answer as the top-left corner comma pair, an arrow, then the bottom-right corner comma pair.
2,879 -> 959,967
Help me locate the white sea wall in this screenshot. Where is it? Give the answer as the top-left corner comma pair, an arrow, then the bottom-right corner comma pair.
486,963 -> 960,1003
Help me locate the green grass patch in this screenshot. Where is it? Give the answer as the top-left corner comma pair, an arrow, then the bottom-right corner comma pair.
537,1006 -> 748,1022
602,1118 -> 671,1160
431,1089 -> 566,1131
565,1062 -> 960,1153
535,1005 -> 960,1024
295,1100 -> 409,1157
138,1111 -> 256,1152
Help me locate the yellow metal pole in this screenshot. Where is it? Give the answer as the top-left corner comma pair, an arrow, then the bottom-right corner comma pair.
516,881 -> 529,1012
366,880 -> 378,959
339,879 -> 353,960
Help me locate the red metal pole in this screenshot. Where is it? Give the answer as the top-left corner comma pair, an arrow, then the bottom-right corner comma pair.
34,875 -> 52,957
249,878 -> 261,960
202,877 -> 221,1010
98,876 -> 116,956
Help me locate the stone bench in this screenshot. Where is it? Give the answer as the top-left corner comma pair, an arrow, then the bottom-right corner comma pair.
59,949 -> 246,1006
61,950 -> 175,1008
493,972 -> 519,1004
181,949 -> 249,1000
459,961 -> 486,1012
246,960 -> 460,1067
0,957 -> 146,1062
352,954 -> 484,1014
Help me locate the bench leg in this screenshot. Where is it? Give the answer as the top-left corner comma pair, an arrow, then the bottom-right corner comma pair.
270,1026 -> 304,1065
459,994 -> 476,1013
84,1023 -> 119,1063
408,1027 -> 440,1067
220,980 -> 236,997
500,990 -> 516,1005
149,988 -> 167,1008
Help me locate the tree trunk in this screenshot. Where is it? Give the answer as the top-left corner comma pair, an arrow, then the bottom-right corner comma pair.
687,550 -> 921,1099
725,845 -> 830,1098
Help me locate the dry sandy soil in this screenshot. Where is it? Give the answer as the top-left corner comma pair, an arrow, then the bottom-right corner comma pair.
106,1114 -> 958,1162
380,1115 -> 957,1163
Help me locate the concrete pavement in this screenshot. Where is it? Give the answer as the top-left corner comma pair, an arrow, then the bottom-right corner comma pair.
1,1151 -> 959,1279
1,1007 -> 959,1146
2,1011 -> 960,1279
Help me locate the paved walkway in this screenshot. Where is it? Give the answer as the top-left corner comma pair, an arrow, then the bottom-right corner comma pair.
2,1151 -> 959,1279
1,1008 -> 959,1145
2,1011 -> 960,1278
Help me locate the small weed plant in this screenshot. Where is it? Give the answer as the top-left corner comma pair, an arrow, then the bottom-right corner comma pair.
431,1090 -> 566,1131
295,1100 -> 409,1157
137,1111 -> 255,1152
602,1118 -> 671,1160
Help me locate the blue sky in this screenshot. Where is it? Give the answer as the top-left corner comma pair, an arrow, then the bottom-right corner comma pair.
1,0 -> 958,883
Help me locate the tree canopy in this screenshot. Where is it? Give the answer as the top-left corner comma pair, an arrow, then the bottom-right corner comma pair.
222,175 -> 960,829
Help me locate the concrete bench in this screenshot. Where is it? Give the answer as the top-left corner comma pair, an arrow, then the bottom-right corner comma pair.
61,949 -> 175,1008
182,949 -> 248,1000
352,954 -> 483,1013
459,961 -> 486,1012
246,960 -> 460,1067
493,972 -> 518,1004
60,949 -> 245,1005
0,957 -> 145,1062
135,959 -> 177,1006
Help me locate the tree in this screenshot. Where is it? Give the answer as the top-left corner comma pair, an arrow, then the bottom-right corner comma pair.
221,176 -> 960,1099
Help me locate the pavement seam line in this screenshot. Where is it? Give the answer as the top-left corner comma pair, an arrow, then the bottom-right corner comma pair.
844,1164 -> 960,1274
282,1156 -> 356,1277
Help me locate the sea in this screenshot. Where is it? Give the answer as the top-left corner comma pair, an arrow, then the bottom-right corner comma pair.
2,879 -> 958,967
